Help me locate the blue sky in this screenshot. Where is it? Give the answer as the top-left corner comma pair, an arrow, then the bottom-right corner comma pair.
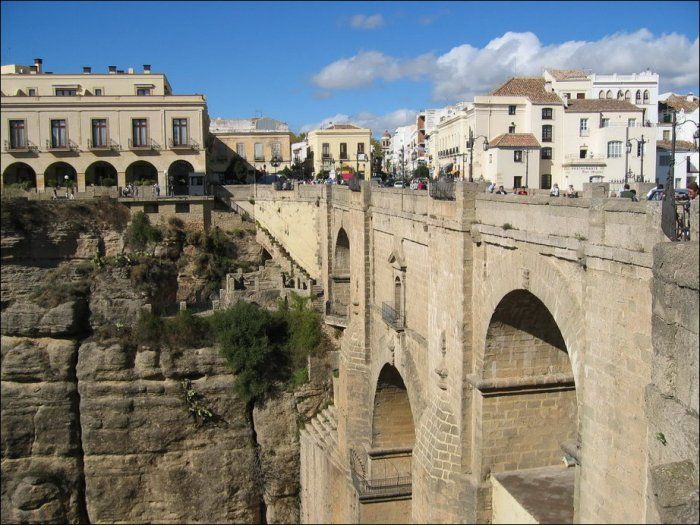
2,1 -> 699,135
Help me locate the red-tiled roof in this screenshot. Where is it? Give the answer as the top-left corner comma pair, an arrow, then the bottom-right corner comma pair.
565,99 -> 643,113
661,94 -> 699,113
489,133 -> 541,148
656,140 -> 697,151
546,69 -> 589,81
489,77 -> 563,104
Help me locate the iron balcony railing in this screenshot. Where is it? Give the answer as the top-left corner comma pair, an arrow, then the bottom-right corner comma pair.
349,449 -> 411,499
128,138 -> 161,150
88,138 -> 121,151
46,139 -> 79,152
168,138 -> 200,151
4,140 -> 39,153
429,177 -> 455,200
381,302 -> 404,330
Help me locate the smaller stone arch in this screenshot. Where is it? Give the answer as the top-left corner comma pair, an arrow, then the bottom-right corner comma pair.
598,90 -> 605,99
2,162 -> 36,189
617,90 -> 624,100
334,227 -> 351,274
85,161 -> 117,187
624,90 -> 631,102
606,90 -> 613,99
126,160 -> 158,186
635,90 -> 642,103
372,364 -> 415,449
643,89 -> 650,103
44,161 -> 77,188
329,226 -> 351,318
168,160 -> 194,196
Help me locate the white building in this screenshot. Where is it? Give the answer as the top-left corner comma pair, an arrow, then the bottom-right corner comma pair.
291,139 -> 308,164
655,92 -> 699,188
430,73 -> 656,189
390,124 -> 416,177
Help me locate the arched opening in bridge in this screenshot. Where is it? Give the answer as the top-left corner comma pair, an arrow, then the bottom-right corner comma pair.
481,289 -> 578,524
85,161 -> 117,187
168,160 -> 193,195
352,364 -> 414,523
126,160 -> 158,186
329,227 -> 350,318
44,162 -> 77,188
2,162 -> 36,189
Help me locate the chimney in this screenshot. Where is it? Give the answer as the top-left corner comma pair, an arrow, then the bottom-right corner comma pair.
83,66 -> 91,74
29,65 -> 38,74
108,65 -> 117,74
143,64 -> 151,74
688,93 -> 695,102
127,67 -> 134,74
33,58 -> 43,73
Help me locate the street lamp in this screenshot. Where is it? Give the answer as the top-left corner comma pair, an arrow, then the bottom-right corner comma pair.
626,135 -> 647,183
467,129 -> 489,183
270,155 -> 282,179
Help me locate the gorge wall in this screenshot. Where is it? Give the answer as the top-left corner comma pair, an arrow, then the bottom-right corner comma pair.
0,199 -> 331,524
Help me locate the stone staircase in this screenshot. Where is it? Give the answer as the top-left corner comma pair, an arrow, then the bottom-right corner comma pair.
301,404 -> 343,471
310,283 -> 325,312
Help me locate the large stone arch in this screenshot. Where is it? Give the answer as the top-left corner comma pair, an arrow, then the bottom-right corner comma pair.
2,162 -> 37,189
85,161 -> 117,187
125,160 -> 158,186
44,161 -> 77,188
475,248 -> 585,388
479,288 -> 579,524
167,160 -> 194,196
371,364 -> 415,450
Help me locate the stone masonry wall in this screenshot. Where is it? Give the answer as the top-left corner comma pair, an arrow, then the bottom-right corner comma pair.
645,241 -> 699,524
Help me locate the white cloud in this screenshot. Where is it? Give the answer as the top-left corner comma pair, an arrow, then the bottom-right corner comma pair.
311,29 -> 700,102
301,108 -> 417,135
349,14 -> 384,30
311,51 -> 433,90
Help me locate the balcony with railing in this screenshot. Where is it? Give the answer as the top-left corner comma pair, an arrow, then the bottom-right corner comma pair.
46,139 -> 79,152
350,447 -> 412,500
4,139 -> 39,153
563,153 -> 606,166
325,301 -> 349,328
88,138 -> 121,151
128,138 -> 161,151
169,138 -> 200,151
381,302 -> 404,331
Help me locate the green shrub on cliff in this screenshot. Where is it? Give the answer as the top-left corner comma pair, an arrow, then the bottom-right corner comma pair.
210,301 -> 290,402
124,211 -> 161,250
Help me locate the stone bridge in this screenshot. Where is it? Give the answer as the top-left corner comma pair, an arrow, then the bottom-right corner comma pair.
232,182 -> 698,524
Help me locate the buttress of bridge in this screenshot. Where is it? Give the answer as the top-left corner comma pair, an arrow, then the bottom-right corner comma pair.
301,405 -> 343,471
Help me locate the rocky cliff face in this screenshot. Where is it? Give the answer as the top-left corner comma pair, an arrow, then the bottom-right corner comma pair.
1,198 -> 332,524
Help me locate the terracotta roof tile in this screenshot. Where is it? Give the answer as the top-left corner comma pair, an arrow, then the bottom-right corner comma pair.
546,69 -> 589,81
565,99 -> 643,113
661,94 -> 699,113
489,77 -> 563,104
489,133 -> 541,148
656,139 -> 697,151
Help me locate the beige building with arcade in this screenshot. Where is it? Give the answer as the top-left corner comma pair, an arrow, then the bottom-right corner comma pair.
307,124 -> 371,178
1,59 -> 208,194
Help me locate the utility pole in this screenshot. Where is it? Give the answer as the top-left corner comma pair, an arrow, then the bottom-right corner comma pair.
640,134 -> 645,182
624,125 -> 629,184
661,110 -> 677,240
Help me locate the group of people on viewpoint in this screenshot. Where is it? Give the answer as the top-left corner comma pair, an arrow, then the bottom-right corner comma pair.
486,180 -> 699,201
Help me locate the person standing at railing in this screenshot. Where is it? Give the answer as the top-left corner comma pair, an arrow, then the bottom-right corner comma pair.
550,183 -> 560,197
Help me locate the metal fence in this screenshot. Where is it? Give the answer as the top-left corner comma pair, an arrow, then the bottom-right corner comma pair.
349,449 -> 412,498
429,177 -> 455,200
381,302 -> 404,330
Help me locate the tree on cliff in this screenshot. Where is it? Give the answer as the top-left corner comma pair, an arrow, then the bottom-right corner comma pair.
210,301 -> 290,402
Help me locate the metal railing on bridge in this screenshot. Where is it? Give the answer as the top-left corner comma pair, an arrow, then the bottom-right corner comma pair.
381,302 -> 404,331
349,448 -> 412,499
429,177 -> 455,200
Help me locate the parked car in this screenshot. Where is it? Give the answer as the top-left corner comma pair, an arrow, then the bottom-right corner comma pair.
647,188 -> 690,201
393,180 -> 406,188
